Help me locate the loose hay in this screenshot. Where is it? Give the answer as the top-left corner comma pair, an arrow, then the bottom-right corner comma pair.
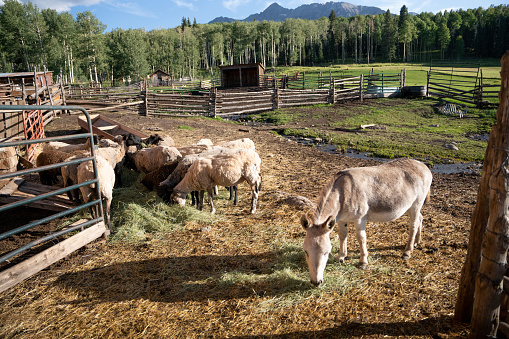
0,110 -> 476,338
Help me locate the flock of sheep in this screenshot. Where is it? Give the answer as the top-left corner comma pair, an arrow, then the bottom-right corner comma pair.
35,133 -> 262,232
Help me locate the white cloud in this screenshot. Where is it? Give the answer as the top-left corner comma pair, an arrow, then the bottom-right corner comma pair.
223,0 -> 248,12
23,0 -> 104,12
108,1 -> 156,18
173,0 -> 195,10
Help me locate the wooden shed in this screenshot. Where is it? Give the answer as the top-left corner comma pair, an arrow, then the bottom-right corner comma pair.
149,69 -> 171,87
220,63 -> 264,88
0,71 -> 53,87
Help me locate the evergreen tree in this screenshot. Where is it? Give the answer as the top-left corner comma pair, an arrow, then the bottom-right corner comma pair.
382,10 -> 397,62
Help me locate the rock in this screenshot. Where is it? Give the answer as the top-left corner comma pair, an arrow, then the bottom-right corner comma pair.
443,143 -> 459,151
429,124 -> 440,127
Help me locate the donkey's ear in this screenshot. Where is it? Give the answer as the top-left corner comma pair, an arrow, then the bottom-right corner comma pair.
301,214 -> 311,230
323,215 -> 336,230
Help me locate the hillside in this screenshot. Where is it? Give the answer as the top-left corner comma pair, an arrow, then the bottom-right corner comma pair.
208,1 -> 386,23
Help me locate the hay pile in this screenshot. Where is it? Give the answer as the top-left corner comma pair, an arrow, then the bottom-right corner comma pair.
0,112 -> 477,338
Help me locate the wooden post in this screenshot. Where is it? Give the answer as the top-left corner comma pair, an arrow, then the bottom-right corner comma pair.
454,51 -> 509,336
426,71 -> 430,97
60,78 -> 68,114
213,87 -> 217,118
302,72 -> 305,90
33,69 -> 38,104
144,80 -> 148,116
331,77 -> 336,104
359,74 -> 364,102
21,78 -> 26,102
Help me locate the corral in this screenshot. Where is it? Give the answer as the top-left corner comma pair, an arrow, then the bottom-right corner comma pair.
0,98 -> 479,337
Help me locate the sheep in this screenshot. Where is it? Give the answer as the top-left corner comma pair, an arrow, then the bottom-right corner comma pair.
77,155 -> 115,232
157,154 -> 199,202
170,148 -> 262,214
125,133 -> 143,150
127,145 -> 182,173
36,148 -> 88,186
158,135 -> 176,147
176,144 -> 212,157
62,135 -> 126,200
217,138 -> 255,150
95,135 -> 127,187
141,160 -> 179,190
209,139 -> 256,202
61,153 -> 87,202
42,138 -> 92,153
196,138 -> 213,146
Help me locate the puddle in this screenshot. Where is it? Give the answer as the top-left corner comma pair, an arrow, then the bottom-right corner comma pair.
282,135 -> 482,174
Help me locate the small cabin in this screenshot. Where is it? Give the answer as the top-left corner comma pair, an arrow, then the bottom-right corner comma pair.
220,63 -> 264,88
149,69 -> 171,87
0,71 -> 53,87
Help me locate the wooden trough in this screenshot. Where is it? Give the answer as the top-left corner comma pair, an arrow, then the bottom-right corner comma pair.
0,177 -> 74,212
77,114 -> 148,140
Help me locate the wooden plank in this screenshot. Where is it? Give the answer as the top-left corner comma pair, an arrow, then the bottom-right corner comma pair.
0,177 -> 25,196
77,114 -> 148,140
0,221 -> 106,294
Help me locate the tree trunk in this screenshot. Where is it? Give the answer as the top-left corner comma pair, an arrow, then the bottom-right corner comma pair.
454,51 -> 509,337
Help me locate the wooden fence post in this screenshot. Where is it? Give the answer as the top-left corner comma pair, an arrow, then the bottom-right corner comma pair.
144,80 -> 148,116
330,77 -> 336,104
60,78 -> 68,114
426,71 -> 430,97
213,87 -> 217,118
464,51 -> 509,339
359,74 -> 364,102
302,72 -> 305,90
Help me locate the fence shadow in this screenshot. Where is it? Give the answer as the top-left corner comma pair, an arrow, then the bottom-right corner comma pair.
229,315 -> 467,338
54,250 -> 313,305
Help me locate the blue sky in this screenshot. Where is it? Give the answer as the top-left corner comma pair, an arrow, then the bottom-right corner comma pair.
6,0 -> 507,31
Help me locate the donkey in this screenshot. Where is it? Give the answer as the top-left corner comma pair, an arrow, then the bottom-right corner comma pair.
301,158 -> 432,286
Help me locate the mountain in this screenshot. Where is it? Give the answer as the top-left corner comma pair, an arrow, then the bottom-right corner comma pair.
208,1 -> 386,24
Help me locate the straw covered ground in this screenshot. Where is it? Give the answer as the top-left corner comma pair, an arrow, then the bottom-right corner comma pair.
0,101 -> 479,338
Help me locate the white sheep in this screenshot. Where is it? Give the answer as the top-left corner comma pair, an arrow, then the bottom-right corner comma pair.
176,144 -> 212,157
77,155 -> 115,232
129,145 -> 181,173
43,138 -> 92,153
95,135 -> 127,186
196,138 -> 214,146
217,138 -> 255,150
171,148 -> 262,214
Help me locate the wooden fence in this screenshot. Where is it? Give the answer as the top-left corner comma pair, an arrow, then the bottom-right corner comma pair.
62,73 -> 411,118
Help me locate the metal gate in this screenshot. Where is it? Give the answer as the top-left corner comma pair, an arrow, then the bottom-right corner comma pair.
0,105 -> 106,293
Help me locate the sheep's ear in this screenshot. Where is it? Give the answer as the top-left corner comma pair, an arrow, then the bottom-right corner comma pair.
323,215 -> 336,231
301,214 -> 312,230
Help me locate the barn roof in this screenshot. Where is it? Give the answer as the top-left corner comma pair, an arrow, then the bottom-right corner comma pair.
0,71 -> 53,78
219,63 -> 264,70
149,69 -> 170,77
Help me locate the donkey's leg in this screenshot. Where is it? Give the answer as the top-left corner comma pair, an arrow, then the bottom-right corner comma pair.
415,212 -> 424,245
403,207 -> 421,260
354,218 -> 369,269
336,223 -> 348,263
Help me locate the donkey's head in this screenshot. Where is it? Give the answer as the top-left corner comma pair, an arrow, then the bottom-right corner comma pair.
301,214 -> 335,287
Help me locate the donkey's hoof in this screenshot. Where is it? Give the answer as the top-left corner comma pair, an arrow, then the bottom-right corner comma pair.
402,253 -> 411,261
336,255 -> 346,263
359,263 -> 368,270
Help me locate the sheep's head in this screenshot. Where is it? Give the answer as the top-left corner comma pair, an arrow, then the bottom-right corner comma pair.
170,191 -> 186,207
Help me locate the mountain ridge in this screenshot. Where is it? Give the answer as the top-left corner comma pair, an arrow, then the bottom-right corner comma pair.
209,1 -> 386,24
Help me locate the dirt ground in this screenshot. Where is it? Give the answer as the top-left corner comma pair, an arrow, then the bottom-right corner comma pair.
0,100 -> 480,338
